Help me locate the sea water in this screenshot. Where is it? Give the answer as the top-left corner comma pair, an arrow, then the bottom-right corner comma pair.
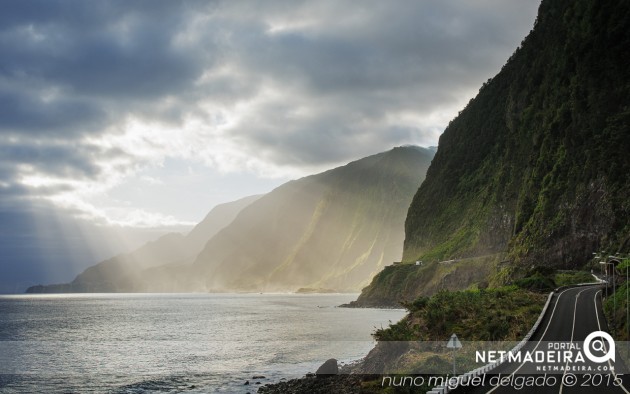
0,293 -> 404,393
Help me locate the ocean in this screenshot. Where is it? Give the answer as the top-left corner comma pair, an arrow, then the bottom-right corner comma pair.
0,293 -> 404,393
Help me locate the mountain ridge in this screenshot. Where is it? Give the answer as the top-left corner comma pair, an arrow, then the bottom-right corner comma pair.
27,146 -> 435,293
189,146 -> 435,292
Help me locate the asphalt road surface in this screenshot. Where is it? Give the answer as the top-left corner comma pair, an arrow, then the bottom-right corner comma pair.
455,285 -> 630,394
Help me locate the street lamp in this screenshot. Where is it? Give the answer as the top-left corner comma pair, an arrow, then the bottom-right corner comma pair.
600,259 -> 616,336
609,253 -> 628,341
594,252 -> 605,283
604,260 -> 608,298
623,254 -> 628,342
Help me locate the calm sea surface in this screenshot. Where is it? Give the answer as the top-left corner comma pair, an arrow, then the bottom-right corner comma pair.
0,293 -> 405,393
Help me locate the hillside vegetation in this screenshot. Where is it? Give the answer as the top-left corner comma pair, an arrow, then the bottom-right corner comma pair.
353,0 -> 629,306
404,0 -> 629,268
353,287 -> 546,379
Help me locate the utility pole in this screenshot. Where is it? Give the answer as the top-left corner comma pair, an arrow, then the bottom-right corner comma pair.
625,256 -> 628,341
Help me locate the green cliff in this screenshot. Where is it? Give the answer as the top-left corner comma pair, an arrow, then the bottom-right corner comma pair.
357,0 -> 629,306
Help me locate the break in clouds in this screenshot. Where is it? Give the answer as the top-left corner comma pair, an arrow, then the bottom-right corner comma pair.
0,0 -> 540,290
0,0 -> 540,221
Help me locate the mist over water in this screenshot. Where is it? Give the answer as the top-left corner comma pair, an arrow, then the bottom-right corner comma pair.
0,293 -> 404,393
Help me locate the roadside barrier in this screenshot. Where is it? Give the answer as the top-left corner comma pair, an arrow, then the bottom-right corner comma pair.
426,291 -> 554,394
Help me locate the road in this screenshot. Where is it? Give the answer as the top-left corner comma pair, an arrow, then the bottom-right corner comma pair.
456,285 -> 630,393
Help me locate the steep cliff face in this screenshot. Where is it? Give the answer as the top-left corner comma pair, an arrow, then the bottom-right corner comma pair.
190,146 -> 435,292
403,0 -> 629,268
351,0 -> 629,306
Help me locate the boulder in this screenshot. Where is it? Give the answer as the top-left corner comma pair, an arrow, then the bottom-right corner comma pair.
315,358 -> 339,376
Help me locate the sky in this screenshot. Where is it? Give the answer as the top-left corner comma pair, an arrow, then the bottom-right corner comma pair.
0,0 -> 540,292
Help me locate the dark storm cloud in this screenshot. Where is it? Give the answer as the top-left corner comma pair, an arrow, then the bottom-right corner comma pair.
214,0 -> 540,164
227,0 -> 535,96
0,0 -> 215,136
0,0 -> 218,207
0,0 -> 541,217
0,141 -> 112,178
0,0 -> 540,175
0,89 -> 105,134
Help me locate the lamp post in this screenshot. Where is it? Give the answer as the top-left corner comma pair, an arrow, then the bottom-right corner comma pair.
625,255 -> 628,342
594,251 -> 605,287
598,257 -> 608,297
599,256 -> 618,336
611,252 -> 630,351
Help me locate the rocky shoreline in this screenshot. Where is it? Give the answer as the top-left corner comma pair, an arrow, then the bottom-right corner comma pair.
255,358 -> 371,393
256,339 -> 410,393
338,299 -> 403,309
257,374 -> 368,394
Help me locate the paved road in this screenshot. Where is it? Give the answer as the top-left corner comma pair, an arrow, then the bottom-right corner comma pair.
456,285 -> 630,394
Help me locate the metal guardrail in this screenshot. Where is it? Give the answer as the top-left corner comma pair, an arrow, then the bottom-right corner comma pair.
427,281 -> 604,393
426,291 -> 555,394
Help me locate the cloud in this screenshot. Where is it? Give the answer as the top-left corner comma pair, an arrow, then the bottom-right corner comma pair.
0,0 -> 542,291
0,0 -> 540,228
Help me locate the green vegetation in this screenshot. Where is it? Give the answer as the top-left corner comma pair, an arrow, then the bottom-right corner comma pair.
603,257 -> 630,341
374,287 -> 546,342
513,268 -> 595,291
402,0 -> 629,271
514,273 -> 557,292
511,266 -> 556,291
604,281 -> 629,341
356,0 -> 629,307
359,287 -> 546,380
554,270 -> 595,286
350,255 -> 503,307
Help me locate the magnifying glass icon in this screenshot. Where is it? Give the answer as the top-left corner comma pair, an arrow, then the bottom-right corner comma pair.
591,339 -> 605,352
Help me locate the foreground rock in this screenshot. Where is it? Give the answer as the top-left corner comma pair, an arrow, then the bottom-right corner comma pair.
257,374 -> 366,394
315,358 -> 339,376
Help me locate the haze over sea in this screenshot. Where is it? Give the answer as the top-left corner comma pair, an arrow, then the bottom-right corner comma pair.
0,293 -> 404,393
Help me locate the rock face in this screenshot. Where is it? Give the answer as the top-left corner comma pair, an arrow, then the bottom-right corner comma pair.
352,0 -> 630,306
190,146 -> 435,293
403,0 -> 629,268
346,255 -> 501,308
315,359 -> 339,376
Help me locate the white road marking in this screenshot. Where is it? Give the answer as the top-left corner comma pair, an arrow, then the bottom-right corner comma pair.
485,287 -> 576,394
559,287 -> 590,393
